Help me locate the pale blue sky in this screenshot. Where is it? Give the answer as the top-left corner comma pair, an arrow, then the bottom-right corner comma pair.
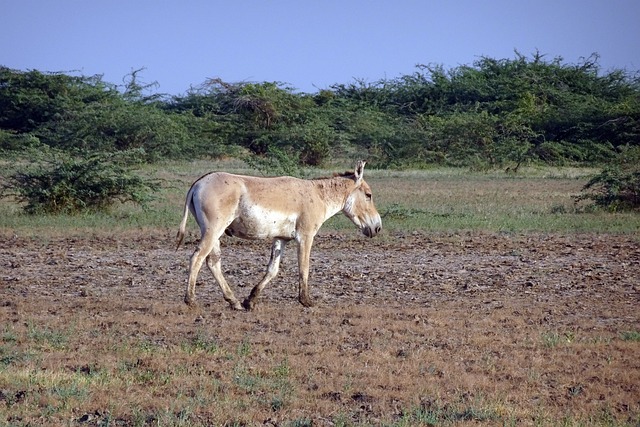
2,1 -> 639,94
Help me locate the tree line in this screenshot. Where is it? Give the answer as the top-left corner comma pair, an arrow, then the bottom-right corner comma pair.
1,52 -> 639,212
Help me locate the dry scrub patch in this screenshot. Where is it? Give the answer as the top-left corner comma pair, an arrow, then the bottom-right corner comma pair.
1,231 -> 639,426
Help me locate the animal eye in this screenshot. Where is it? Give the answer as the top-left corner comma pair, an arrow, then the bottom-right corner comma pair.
365,193 -> 372,200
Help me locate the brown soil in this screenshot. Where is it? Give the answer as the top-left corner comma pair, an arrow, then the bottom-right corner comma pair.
1,230 -> 639,425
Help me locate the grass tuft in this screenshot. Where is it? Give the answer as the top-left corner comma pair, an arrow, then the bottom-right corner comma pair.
620,330 -> 640,342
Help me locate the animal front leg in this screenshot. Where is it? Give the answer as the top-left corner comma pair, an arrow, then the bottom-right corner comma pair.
297,237 -> 314,307
243,239 -> 286,310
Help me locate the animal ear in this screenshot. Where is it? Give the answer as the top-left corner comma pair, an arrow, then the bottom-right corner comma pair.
354,160 -> 366,183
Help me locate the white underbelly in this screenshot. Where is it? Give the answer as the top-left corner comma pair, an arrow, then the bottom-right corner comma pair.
228,205 -> 298,240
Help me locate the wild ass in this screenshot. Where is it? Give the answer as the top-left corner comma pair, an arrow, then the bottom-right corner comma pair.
176,160 -> 382,310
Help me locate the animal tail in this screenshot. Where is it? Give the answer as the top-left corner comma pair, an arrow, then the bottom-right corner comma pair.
176,186 -> 194,251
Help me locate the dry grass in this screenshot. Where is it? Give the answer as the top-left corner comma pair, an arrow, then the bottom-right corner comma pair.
3,297 -> 639,426
1,163 -> 639,425
2,230 -> 639,426
3,161 -> 640,235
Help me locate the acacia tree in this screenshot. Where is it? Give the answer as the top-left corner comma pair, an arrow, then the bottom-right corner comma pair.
2,53 -> 639,173
0,67 -> 118,134
2,148 -> 159,214
576,146 -> 640,211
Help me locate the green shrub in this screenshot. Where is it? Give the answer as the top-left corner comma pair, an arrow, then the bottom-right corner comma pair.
38,102 -> 194,160
244,146 -> 303,177
2,55 -> 639,169
3,149 -> 159,214
575,146 -> 640,210
0,129 -> 42,152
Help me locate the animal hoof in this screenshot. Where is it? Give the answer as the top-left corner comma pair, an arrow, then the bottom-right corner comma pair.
184,296 -> 197,307
298,296 -> 314,308
230,301 -> 245,311
242,299 -> 255,311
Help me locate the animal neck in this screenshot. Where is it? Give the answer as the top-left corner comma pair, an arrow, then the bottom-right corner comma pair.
312,176 -> 356,219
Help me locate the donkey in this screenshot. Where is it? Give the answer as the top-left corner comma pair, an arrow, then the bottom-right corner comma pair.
176,160 -> 382,310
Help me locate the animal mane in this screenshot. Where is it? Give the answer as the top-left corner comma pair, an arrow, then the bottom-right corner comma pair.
313,170 -> 355,180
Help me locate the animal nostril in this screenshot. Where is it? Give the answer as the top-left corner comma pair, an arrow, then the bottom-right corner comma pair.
376,225 -> 381,233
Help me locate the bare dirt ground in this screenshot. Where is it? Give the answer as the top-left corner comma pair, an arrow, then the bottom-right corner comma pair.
1,230 -> 639,425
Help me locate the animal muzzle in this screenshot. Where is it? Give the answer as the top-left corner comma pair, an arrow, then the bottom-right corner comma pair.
362,222 -> 382,238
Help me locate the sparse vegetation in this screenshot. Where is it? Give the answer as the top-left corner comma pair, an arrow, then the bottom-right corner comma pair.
2,52 -> 639,197
1,51 -> 638,425
1,288 -> 638,426
4,162 -> 639,234
1,167 -> 639,425
2,147 -> 159,214
620,330 -> 640,342
575,146 -> 640,211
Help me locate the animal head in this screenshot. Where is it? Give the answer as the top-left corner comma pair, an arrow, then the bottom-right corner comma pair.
343,161 -> 382,238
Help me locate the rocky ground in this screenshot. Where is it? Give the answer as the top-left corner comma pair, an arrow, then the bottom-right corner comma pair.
1,230 -> 639,425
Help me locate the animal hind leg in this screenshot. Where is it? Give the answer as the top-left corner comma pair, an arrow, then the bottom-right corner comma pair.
205,245 -> 243,311
243,239 -> 286,310
184,232 -> 215,307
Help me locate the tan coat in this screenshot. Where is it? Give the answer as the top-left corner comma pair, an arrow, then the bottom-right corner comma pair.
177,161 -> 382,310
